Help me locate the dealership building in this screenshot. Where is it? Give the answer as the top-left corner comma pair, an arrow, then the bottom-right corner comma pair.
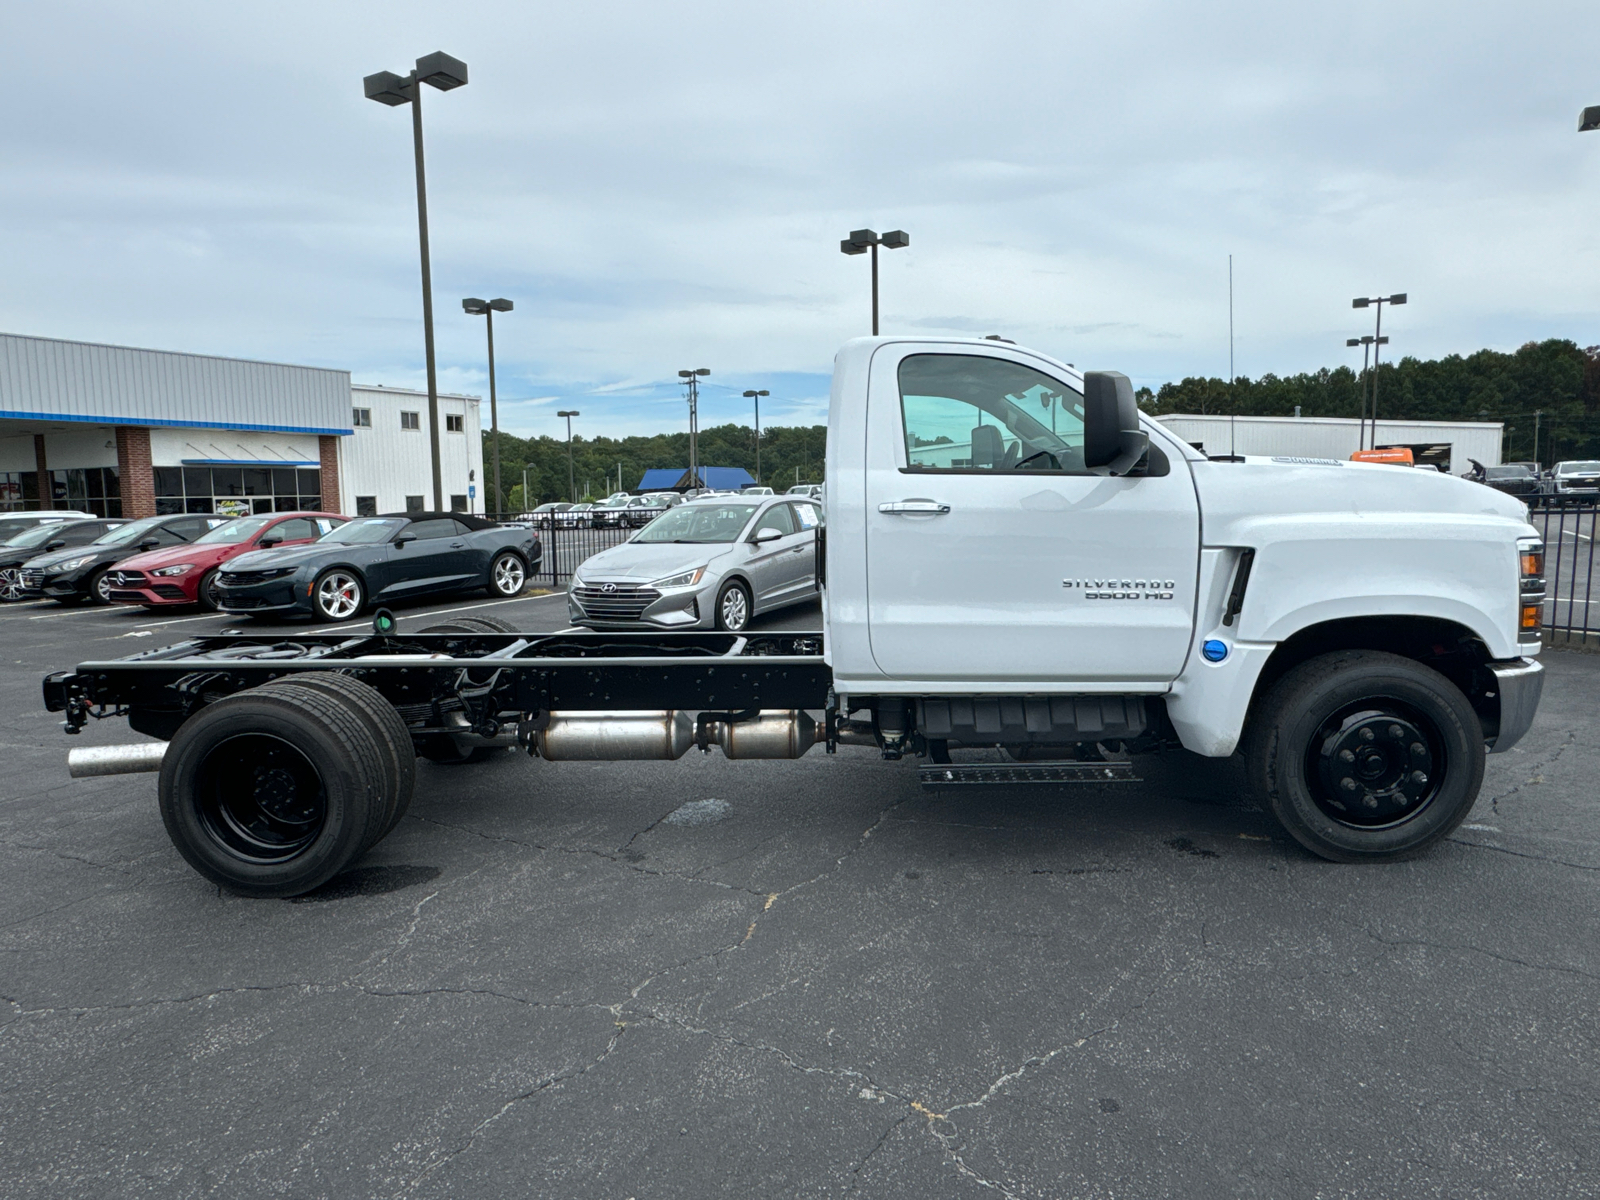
0,332 -> 483,520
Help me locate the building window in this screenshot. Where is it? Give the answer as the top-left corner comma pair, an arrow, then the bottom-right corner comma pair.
355,495 -> 378,517
405,495 -> 425,512
400,411 -> 421,431
45,468 -> 122,517
450,494 -> 468,512
352,407 -> 372,428
153,465 -> 320,517
446,414 -> 464,432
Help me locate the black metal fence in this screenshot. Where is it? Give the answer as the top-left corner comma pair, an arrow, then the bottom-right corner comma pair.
1528,502 -> 1598,643
492,513 -> 636,587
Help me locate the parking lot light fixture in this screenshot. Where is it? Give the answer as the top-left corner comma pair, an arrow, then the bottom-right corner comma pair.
463,297 -> 512,514
364,51 -> 470,511
840,228 -> 910,335
1352,294 -> 1406,450
557,410 -> 580,504
743,390 -> 769,482
678,369 -> 710,488
1580,105 -> 1600,132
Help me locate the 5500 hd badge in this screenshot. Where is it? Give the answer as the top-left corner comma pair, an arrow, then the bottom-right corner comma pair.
1062,578 -> 1177,600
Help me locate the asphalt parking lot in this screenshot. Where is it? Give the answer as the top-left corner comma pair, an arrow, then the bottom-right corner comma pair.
3,590 -> 1599,1198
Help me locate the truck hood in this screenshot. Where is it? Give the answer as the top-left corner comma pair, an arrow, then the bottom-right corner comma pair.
1188,454 -> 1535,542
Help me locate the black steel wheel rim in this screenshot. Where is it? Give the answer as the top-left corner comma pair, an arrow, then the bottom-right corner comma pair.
1304,699 -> 1445,829
195,733 -> 328,863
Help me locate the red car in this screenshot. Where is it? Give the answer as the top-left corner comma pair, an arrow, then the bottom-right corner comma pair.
107,512 -> 346,610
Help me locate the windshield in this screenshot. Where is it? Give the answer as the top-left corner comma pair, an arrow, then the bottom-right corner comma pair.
1558,462 -> 1600,474
5,522 -> 78,549
195,516 -> 273,545
320,517 -> 405,544
632,502 -> 759,544
93,518 -> 166,546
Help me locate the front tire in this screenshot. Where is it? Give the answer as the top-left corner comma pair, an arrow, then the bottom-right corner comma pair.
87,568 -> 114,606
488,551 -> 526,598
1243,650 -> 1485,863
714,579 -> 751,632
312,569 -> 364,622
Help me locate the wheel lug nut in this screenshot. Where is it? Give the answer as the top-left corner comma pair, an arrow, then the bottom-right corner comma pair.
1363,796 -> 1379,809
1359,728 -> 1375,742
1411,770 -> 1428,784
1410,742 -> 1425,756
1341,778 -> 1358,792
1389,724 -> 1404,739
1339,749 -> 1356,763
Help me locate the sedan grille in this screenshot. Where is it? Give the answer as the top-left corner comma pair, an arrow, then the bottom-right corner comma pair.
572,583 -> 661,620
108,570 -> 147,587
20,569 -> 46,589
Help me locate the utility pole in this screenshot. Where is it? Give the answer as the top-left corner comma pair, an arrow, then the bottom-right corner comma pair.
678,369 -> 709,488
1352,293 -> 1406,450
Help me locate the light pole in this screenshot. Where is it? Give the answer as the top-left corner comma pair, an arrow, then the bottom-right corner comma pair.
678,368 -> 709,488
1346,334 -> 1388,449
743,389 -> 769,483
557,410 -> 580,504
840,228 -> 909,335
364,52 -> 469,512
462,297 -> 511,514
1581,106 -> 1600,133
1352,294 -> 1406,450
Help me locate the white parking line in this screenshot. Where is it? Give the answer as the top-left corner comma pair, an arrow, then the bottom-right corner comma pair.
298,590 -> 564,633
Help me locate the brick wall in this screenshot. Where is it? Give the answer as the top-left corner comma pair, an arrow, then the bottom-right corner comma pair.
318,435 -> 342,514
114,427 -> 155,519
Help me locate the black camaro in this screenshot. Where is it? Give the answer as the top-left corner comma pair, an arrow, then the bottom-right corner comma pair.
215,512 -> 540,621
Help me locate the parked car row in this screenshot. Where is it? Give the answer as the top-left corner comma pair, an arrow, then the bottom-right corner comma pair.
0,508 -> 541,621
1463,459 -> 1600,505
518,484 -> 823,528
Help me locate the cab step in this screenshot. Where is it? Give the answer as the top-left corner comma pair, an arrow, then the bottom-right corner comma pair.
919,761 -> 1140,786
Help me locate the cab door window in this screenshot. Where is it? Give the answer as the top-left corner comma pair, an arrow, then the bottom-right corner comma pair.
754,505 -> 797,537
898,354 -> 1086,473
405,518 -> 458,540
272,518 -> 317,543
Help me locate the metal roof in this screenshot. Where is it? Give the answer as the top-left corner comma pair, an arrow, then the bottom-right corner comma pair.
0,332 -> 353,435
636,467 -> 757,491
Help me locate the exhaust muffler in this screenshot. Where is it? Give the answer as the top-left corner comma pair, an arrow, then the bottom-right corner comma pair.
530,709 -> 822,761
68,743 -> 167,778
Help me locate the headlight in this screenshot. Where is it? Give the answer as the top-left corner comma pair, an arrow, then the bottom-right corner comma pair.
652,567 -> 706,589
151,563 -> 195,577
52,556 -> 94,572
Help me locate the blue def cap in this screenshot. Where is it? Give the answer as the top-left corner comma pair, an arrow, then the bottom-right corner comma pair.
1202,639 -> 1229,663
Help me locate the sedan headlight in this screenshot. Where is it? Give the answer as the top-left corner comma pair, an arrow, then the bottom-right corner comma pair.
52,556 -> 94,572
151,563 -> 195,577
652,566 -> 706,589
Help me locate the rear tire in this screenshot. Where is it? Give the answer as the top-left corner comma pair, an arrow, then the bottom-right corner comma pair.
197,568 -> 222,612
1242,650 -> 1484,863
258,673 -> 416,840
488,552 -> 526,597
158,685 -> 392,897
312,569 -> 364,622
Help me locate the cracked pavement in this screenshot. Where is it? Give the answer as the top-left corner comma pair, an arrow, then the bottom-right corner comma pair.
2,594 -> 1599,1198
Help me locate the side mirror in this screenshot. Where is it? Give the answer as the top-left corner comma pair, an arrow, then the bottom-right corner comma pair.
45,539 -> 65,551
139,538 -> 160,550
394,533 -> 416,547
752,527 -> 784,543
1082,371 -> 1150,475
258,536 -> 282,548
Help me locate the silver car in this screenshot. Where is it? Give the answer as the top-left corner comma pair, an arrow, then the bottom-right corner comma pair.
567,495 -> 823,631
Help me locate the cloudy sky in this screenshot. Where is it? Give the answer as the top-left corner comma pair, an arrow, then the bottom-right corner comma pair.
5,1 -> 1599,439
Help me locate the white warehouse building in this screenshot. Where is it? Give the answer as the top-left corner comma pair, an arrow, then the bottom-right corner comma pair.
0,332 -> 484,520
1153,413 -> 1504,473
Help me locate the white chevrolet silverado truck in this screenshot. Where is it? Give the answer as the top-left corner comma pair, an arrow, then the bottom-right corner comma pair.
47,336 -> 1546,896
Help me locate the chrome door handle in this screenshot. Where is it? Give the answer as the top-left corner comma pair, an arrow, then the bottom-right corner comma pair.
878,500 -> 951,515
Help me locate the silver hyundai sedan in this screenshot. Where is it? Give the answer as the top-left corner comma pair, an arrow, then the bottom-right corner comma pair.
567,495 -> 823,631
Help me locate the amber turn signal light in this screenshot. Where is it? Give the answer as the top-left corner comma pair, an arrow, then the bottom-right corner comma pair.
1520,550 -> 1544,578
1520,604 -> 1542,630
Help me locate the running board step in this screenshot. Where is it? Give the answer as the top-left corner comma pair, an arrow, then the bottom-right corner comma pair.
919,761 -> 1140,786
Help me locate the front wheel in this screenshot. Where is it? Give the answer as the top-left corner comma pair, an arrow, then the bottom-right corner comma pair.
488,551 -> 526,598
1243,650 -> 1485,863
312,570 -> 364,621
87,568 -> 115,606
714,579 -> 751,632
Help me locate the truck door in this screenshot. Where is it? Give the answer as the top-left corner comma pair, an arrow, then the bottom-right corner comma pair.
863,346 -> 1199,685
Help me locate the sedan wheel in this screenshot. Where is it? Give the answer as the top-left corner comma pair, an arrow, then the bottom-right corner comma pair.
715,580 -> 750,632
313,570 -> 364,621
198,568 -> 222,612
88,569 -> 114,606
489,552 -> 526,597
0,568 -> 22,602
